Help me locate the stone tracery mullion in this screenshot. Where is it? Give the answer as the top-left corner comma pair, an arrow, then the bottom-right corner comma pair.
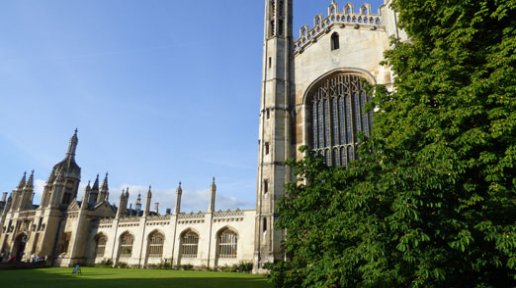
308,73 -> 372,166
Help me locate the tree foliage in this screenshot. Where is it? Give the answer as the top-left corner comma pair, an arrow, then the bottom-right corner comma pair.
271,0 -> 516,287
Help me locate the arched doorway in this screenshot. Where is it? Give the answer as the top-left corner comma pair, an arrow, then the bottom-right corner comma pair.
12,233 -> 28,262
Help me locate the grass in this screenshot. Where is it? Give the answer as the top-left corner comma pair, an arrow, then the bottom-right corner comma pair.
0,267 -> 272,288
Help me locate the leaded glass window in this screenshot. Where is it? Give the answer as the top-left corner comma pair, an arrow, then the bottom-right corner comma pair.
308,73 -> 372,166
147,231 -> 164,258
95,234 -> 107,257
119,232 -> 134,258
180,230 -> 199,258
217,229 -> 238,258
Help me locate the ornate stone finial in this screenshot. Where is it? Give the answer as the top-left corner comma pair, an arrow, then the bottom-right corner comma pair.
211,177 -> 217,191
25,170 -> 34,188
17,171 -> 27,189
101,173 -> 109,190
67,129 -> 79,158
176,182 -> 183,194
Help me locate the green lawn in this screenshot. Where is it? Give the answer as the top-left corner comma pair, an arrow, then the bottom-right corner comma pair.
0,267 -> 272,288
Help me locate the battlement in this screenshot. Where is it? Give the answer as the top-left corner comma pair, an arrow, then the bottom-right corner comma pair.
294,2 -> 383,54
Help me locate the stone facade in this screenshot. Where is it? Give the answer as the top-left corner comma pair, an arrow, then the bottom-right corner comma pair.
0,0 -> 405,272
0,132 -> 256,269
254,0 -> 406,271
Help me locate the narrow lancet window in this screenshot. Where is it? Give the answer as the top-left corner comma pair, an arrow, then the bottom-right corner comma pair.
331,32 -> 340,50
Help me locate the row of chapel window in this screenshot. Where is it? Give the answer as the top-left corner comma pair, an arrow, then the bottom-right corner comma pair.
95,228 -> 238,259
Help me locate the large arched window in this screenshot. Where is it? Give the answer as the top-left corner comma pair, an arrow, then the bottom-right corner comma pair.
217,228 -> 238,258
307,73 -> 373,166
95,234 -> 107,257
147,231 -> 164,258
180,230 -> 199,258
119,232 -> 134,258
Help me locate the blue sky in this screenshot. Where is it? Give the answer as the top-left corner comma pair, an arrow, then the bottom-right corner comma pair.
0,0 -> 384,213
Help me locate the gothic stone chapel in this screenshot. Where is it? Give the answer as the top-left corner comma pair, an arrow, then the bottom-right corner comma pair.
0,0 -> 405,272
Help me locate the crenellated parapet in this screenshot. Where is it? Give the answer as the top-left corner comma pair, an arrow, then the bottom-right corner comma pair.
294,2 -> 383,54
178,211 -> 205,219
214,208 -> 245,217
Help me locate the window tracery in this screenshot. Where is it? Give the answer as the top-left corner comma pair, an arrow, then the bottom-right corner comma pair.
119,232 -> 134,258
308,73 -> 372,166
147,231 -> 164,258
95,234 -> 107,257
218,229 -> 238,258
180,230 -> 199,258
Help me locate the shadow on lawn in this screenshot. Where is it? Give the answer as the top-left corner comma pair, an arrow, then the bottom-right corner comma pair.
0,267 -> 272,288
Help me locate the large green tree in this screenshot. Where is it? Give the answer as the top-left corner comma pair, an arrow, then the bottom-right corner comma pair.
272,0 -> 516,287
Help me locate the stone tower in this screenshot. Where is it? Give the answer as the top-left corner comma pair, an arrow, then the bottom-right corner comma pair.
254,0 -> 293,270
254,0 -> 407,271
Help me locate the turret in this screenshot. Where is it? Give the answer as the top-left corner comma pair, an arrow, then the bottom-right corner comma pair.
11,172 -> 26,211
19,170 -> 35,210
255,0 -> 293,269
135,193 -> 142,213
88,174 -> 99,205
82,181 -> 91,208
44,130 -> 82,208
98,173 -> 109,203
66,129 -> 79,159
208,177 -> 216,213
116,188 -> 129,218
174,182 -> 182,215
144,186 -> 152,216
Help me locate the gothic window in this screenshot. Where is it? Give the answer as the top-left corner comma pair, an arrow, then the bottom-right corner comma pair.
119,232 -> 134,258
180,230 -> 199,258
307,73 -> 372,166
217,228 -> 238,258
331,32 -> 340,50
147,231 -> 164,258
95,234 -> 107,257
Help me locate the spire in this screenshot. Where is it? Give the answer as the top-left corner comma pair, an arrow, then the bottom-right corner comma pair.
208,177 -> 216,213
92,174 -> 100,190
66,129 -> 79,158
211,177 -> 217,192
144,186 -> 152,216
89,174 -> 100,204
98,172 -> 109,203
17,172 -> 27,189
174,182 -> 182,215
25,170 -> 34,189
176,182 -> 183,194
101,172 -> 108,191
116,188 -> 129,218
